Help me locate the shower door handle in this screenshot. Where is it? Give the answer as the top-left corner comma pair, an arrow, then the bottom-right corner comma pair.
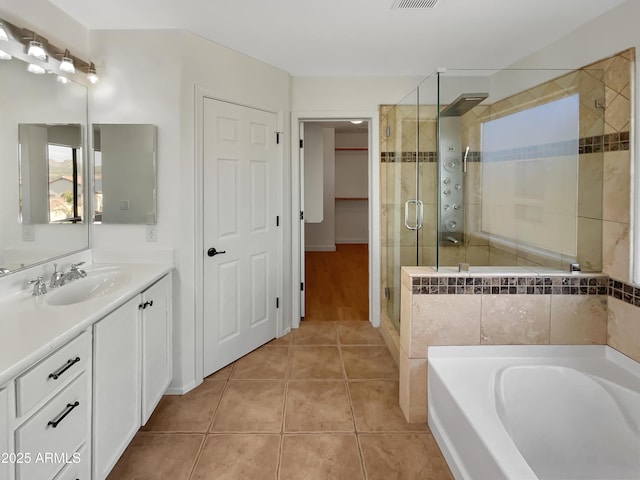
404,199 -> 424,231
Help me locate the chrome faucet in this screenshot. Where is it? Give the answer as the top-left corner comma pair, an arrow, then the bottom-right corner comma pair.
59,262 -> 88,286
49,263 -> 64,288
28,276 -> 47,296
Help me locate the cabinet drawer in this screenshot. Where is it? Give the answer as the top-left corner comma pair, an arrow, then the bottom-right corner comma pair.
16,372 -> 89,480
52,442 -> 90,480
16,331 -> 91,416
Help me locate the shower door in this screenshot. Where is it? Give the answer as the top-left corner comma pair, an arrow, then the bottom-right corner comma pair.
381,76 -> 438,331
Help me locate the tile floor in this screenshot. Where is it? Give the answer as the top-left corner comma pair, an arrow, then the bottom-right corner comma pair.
107,321 -> 453,480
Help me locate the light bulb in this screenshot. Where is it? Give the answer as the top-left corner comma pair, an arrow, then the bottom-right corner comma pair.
87,62 -> 99,84
60,51 -> 75,74
27,63 -> 45,74
0,50 -> 11,60
57,75 -> 69,84
28,40 -> 47,61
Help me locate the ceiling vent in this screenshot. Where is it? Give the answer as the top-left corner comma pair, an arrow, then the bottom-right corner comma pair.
391,0 -> 441,9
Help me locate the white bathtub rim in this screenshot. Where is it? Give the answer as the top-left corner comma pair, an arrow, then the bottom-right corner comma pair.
427,345 -> 640,480
428,368 -> 538,480
494,364 -> 640,478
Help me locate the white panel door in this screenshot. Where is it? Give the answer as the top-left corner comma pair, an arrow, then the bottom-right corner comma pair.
203,98 -> 278,377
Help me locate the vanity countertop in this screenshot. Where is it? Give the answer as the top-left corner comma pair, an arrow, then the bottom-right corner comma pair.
0,263 -> 173,386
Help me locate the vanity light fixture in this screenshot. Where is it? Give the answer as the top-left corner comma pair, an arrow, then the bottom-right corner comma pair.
0,23 -> 8,42
27,63 -> 45,74
1,17 -> 102,85
87,62 -> 99,84
27,38 -> 47,61
59,49 -> 75,74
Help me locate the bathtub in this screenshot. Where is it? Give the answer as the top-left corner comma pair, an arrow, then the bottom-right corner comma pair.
427,345 -> 640,480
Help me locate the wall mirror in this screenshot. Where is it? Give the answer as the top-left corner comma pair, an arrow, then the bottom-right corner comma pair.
93,124 -> 157,224
0,53 -> 88,275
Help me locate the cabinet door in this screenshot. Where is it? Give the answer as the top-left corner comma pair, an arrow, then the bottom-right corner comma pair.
141,274 -> 172,425
0,386 -> 9,480
93,296 -> 141,480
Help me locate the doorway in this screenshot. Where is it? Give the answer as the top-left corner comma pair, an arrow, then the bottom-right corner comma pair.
300,120 -> 370,322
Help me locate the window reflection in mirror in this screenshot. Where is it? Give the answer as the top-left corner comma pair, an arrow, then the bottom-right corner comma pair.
19,124 -> 83,225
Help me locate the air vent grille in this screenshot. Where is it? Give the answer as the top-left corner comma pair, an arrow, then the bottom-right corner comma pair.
391,0 -> 440,9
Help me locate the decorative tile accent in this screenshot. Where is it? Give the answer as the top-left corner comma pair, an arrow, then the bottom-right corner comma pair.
579,131 -> 630,154
608,277 -> 640,308
380,151 -> 437,163
381,131 -> 629,163
411,275 -> 607,295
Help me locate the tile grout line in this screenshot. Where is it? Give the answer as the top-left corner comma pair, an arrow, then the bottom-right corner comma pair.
276,433 -> 284,480
206,374 -> 231,433
339,326 -> 369,479
355,431 -> 369,480
277,340 -> 292,479
186,433 -> 207,480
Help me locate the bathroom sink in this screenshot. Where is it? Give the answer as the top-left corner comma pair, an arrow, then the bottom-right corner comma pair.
46,269 -> 131,306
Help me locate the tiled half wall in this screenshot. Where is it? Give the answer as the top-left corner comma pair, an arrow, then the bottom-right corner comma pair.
398,268 -> 640,424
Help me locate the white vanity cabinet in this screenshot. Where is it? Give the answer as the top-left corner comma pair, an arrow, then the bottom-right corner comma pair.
0,385 -> 10,480
11,330 -> 92,480
140,275 -> 172,425
93,273 -> 172,480
92,296 -> 141,480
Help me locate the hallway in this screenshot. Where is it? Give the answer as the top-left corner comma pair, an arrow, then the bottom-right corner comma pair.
304,244 -> 369,321
107,321 -> 452,479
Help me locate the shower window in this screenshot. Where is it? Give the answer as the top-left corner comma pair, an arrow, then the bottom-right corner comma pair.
480,94 -> 579,260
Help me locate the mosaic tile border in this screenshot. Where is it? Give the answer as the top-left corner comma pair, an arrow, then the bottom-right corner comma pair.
579,132 -> 630,154
609,278 -> 640,308
380,152 -> 437,163
380,131 -> 630,163
411,275 -> 608,295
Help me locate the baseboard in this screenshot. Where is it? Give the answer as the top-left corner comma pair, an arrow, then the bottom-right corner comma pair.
165,379 -> 198,395
305,245 -> 336,252
335,238 -> 369,244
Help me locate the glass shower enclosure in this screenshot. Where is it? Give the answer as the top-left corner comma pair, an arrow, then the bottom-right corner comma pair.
381,67 -> 606,331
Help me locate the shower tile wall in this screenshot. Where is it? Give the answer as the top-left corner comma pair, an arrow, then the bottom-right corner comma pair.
398,269 -> 610,423
381,49 -> 633,276
384,48 -> 638,424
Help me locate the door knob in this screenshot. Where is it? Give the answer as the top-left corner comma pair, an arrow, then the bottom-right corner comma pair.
207,247 -> 226,257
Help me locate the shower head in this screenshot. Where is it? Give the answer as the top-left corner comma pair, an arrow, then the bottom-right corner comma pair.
440,93 -> 489,117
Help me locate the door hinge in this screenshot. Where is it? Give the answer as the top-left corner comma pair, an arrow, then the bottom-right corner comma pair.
276,132 -> 281,144
299,139 -> 303,148
276,215 -> 280,227
276,297 -> 280,308
300,282 -> 304,292
300,211 -> 304,221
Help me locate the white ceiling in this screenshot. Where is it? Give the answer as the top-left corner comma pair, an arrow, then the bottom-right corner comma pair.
48,0 -> 628,77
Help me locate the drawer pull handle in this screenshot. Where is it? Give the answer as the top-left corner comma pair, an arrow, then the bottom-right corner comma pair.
49,357 -> 81,380
47,401 -> 79,428
139,300 -> 155,310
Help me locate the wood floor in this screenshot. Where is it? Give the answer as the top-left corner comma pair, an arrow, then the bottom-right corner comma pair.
303,244 -> 369,321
